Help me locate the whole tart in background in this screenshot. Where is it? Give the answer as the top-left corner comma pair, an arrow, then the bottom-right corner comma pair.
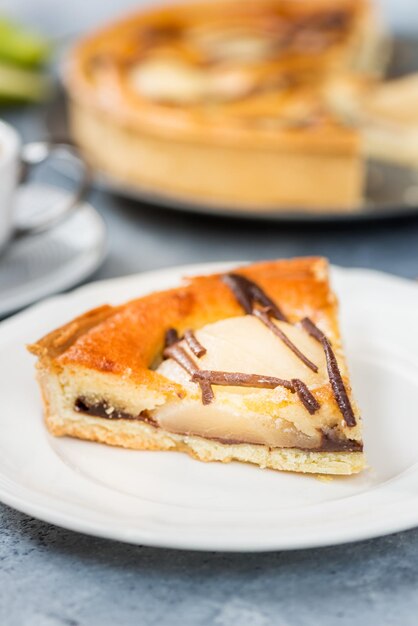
65,0 -> 385,212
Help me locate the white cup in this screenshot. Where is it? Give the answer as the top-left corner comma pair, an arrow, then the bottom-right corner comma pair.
0,118 -> 89,252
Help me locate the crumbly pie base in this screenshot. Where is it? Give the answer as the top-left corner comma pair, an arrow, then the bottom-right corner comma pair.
44,405 -> 364,476
69,100 -> 363,211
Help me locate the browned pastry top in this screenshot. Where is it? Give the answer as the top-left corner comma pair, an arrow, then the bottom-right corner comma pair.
29,258 -> 338,391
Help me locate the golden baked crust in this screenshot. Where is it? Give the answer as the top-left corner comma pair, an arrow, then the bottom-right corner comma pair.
64,0 -> 382,210
30,257 -> 338,386
29,257 -> 365,475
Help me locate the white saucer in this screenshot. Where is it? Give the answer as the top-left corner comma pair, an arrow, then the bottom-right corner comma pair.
0,184 -> 106,317
0,262 -> 417,552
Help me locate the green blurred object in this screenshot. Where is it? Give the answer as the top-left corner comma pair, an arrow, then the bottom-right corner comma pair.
0,62 -> 51,102
0,18 -> 50,68
0,18 -> 51,104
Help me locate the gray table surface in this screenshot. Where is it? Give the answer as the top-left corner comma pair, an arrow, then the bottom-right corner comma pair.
2,1 -> 418,624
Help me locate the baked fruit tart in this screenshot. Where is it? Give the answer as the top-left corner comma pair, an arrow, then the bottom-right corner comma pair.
29,257 -> 365,475
65,0 -> 383,212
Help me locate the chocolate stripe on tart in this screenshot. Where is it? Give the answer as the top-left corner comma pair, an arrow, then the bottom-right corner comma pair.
192,371 -> 319,415
184,329 -> 207,358
221,272 -> 321,414
318,437 -> 363,452
291,378 -> 320,415
223,273 -> 319,375
74,397 -> 158,426
253,307 -> 318,372
163,344 -> 196,375
164,344 -> 214,405
192,369 -> 295,391
164,343 -> 319,411
160,275 -> 322,415
301,317 -> 356,427
164,327 -> 180,348
198,381 -> 214,406
321,425 -> 363,451
161,275 -> 358,425
222,273 -> 288,321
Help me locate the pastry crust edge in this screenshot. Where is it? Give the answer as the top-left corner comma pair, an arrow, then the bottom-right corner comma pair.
46,409 -> 365,476
40,371 -> 365,476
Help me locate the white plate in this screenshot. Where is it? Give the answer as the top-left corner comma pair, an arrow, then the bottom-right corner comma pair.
0,262 -> 417,552
0,184 -> 107,317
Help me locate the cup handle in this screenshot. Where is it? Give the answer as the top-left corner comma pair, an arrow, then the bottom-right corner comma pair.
14,140 -> 90,238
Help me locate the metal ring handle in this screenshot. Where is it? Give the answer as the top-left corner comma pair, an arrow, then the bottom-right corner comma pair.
14,140 -> 90,238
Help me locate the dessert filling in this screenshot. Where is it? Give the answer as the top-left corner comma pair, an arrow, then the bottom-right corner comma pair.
74,314 -> 360,451
73,394 -> 361,452
73,273 -> 361,453
153,315 -> 346,449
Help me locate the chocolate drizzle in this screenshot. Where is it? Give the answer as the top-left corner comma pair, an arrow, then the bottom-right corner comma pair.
164,344 -> 214,405
161,273 -> 358,425
164,327 -> 179,348
192,370 -> 319,415
291,378 -> 320,415
253,308 -> 318,372
321,426 -> 362,451
192,370 -> 295,391
184,329 -> 207,358
74,397 -> 158,426
222,273 -> 288,321
301,317 -> 356,427
198,381 -> 215,405
220,271 -> 321,415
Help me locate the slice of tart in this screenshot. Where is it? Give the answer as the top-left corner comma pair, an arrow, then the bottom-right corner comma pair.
28,257 -> 365,475
64,0 -> 385,212
327,73 -> 418,168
